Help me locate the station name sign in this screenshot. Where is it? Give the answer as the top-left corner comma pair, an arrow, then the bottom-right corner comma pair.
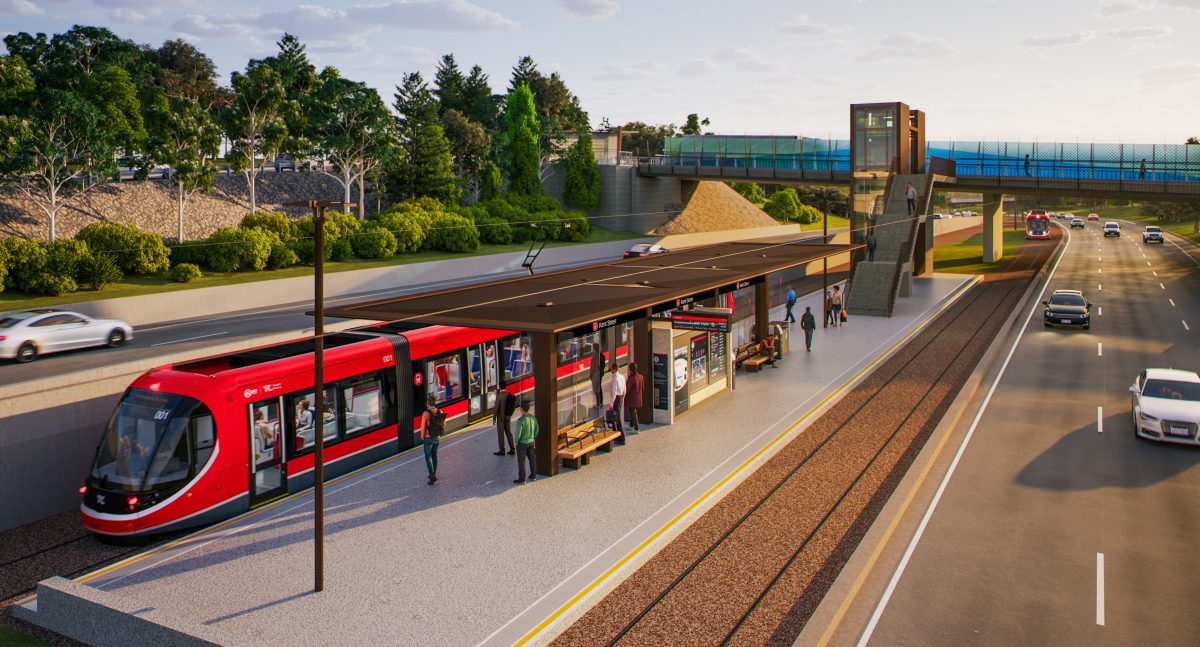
564,309 -> 645,339
670,308 -> 732,333
718,276 -> 764,294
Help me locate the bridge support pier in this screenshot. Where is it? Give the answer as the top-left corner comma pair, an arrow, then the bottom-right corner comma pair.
983,193 -> 1004,263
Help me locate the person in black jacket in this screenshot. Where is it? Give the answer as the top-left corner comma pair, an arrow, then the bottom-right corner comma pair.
493,386 -> 516,456
800,306 -> 816,351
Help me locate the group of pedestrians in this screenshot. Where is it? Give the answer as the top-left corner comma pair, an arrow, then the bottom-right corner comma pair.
783,283 -> 846,353
419,362 -> 646,486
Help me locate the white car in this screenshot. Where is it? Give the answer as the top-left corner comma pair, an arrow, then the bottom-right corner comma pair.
0,310 -> 133,363
624,243 -> 670,259
1130,368 -> 1200,444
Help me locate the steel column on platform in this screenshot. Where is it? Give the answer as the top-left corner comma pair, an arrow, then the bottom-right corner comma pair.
532,332 -> 559,477
633,312 -> 653,425
754,281 -> 770,341
983,192 -> 1005,263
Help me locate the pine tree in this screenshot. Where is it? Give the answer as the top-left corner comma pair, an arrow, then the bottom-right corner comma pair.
407,122 -> 460,204
433,54 -> 465,115
563,133 -> 600,210
508,55 -> 539,93
505,82 -> 541,195
480,162 -> 502,200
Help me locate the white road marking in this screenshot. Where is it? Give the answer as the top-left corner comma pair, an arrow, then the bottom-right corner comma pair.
150,332 -> 225,347
1098,268 -> 1102,274
1098,284 -> 1102,291
1097,406 -> 1103,433
1097,553 -> 1105,626
1170,299 -> 1177,307
856,222 -> 1077,647
1147,261 -> 1152,266
1097,342 -> 1103,357
1098,306 -> 1102,316
1184,320 -> 1191,331
1160,283 -> 1166,290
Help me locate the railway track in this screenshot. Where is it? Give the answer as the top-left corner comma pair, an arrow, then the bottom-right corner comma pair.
553,233 -> 1059,647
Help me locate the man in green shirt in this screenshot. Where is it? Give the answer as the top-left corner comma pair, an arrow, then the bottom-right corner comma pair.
514,401 -> 539,484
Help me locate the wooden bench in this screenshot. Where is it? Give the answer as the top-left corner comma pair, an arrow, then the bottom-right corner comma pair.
734,342 -> 762,370
742,354 -> 772,371
557,420 -> 622,469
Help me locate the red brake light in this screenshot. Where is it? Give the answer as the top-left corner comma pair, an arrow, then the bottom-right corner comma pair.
126,496 -> 139,509
79,486 -> 87,494
0,336 -> 5,341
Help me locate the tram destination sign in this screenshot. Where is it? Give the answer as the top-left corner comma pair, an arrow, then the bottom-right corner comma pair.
671,308 -> 732,333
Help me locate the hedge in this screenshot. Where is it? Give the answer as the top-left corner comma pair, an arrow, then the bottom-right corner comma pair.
352,225 -> 399,259
240,211 -> 298,242
206,227 -> 276,272
75,223 -> 170,275
424,213 -> 480,253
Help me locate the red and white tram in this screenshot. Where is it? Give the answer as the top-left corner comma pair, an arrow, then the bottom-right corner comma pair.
82,322 -> 629,538
1025,210 -> 1051,240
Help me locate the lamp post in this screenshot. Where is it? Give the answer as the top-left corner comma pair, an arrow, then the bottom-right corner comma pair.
284,199 -> 354,593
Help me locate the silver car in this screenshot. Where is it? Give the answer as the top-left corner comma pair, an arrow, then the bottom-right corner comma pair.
0,310 -> 133,362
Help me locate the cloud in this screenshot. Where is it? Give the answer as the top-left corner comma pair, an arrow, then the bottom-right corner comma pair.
713,46 -> 785,74
351,0 -> 519,32
0,0 -> 45,15
93,0 -> 191,22
1098,0 -> 1200,14
677,59 -> 719,76
593,61 -> 661,81
172,14 -> 256,40
1141,61 -> 1200,85
559,0 -> 618,19
253,5 -> 378,40
779,14 -> 837,36
1106,25 -> 1172,37
858,32 -> 958,60
1020,31 -> 1096,47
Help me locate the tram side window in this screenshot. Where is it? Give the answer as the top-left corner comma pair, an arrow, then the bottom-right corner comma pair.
249,399 -> 282,466
342,373 -> 385,434
144,418 -> 190,488
193,412 -> 215,471
503,334 -> 533,381
426,353 -> 463,405
289,387 -> 338,452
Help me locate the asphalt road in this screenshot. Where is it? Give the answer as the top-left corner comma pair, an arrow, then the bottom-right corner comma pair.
859,219 -> 1200,646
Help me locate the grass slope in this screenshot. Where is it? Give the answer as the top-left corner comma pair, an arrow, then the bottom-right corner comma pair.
934,227 -> 1028,274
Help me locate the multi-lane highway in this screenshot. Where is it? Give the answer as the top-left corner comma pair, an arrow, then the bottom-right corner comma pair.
856,218 -> 1200,645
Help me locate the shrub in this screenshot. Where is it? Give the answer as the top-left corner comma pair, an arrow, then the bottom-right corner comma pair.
291,217 -> 345,264
169,262 -> 203,283
561,210 -> 591,242
731,182 -> 766,204
206,227 -> 275,272
168,240 -> 209,267
78,253 -> 123,291
324,211 -> 362,240
44,239 -> 91,281
32,273 -> 77,297
75,223 -> 170,275
329,238 -> 353,261
479,198 -> 526,224
0,246 -> 8,294
425,213 -> 480,252
267,240 -> 299,269
375,206 -> 429,253
240,211 -> 298,241
796,204 -> 822,225
763,188 -> 802,222
474,216 -> 513,245
0,238 -> 47,293
351,225 -> 398,259
506,192 -> 561,214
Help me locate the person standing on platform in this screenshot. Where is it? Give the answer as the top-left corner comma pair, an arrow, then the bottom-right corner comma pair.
800,306 -> 816,351
513,401 -> 538,484
905,182 -> 917,215
832,285 -> 844,326
492,386 -> 516,456
590,349 -> 605,415
608,363 -> 627,444
421,396 -> 445,485
824,290 -> 834,328
867,230 -> 877,263
785,286 -> 797,324
625,362 -> 645,433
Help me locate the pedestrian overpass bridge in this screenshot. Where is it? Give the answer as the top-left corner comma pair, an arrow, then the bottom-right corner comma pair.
637,137 -> 1200,202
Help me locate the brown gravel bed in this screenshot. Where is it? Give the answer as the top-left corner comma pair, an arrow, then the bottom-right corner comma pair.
553,232 -> 1059,647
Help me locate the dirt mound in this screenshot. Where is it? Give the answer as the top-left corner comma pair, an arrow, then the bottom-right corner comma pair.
652,181 -> 780,235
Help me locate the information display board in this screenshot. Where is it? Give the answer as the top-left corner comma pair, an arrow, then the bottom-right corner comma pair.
673,345 -> 689,414
652,353 -> 669,410
671,308 -> 733,333
709,332 -> 727,381
690,334 -> 709,393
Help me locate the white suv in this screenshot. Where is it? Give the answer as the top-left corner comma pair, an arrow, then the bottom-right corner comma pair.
1143,226 -> 1164,244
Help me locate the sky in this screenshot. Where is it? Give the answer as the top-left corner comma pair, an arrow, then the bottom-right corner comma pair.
2,0 -> 1199,143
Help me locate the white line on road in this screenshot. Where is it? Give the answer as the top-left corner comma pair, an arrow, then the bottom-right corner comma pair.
1097,553 -> 1105,626
1148,261 -> 1153,266
1184,320 -> 1191,331
1097,406 -> 1103,433
150,332 -> 225,347
1170,299 -> 1177,307
1098,306 -> 1102,316
1153,271 -> 1158,277
1098,284 -> 1102,291
1098,268 -> 1102,274
1098,342 -> 1103,357
1161,283 -> 1166,290
856,222 -> 1076,647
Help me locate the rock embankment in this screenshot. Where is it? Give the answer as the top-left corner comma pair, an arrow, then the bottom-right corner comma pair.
652,181 -> 780,235
0,172 -> 366,241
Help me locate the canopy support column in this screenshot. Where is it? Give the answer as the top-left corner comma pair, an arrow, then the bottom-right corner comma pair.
983,193 -> 1005,263
532,332 -> 559,477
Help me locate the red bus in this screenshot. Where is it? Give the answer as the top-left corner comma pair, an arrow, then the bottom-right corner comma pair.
81,323 -> 628,538
1026,210 -> 1051,239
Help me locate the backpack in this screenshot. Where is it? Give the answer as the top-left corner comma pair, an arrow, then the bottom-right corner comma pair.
503,392 -> 517,417
427,408 -> 446,438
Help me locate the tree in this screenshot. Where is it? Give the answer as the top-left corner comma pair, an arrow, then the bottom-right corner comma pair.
1143,201 -> 1200,234
391,71 -> 457,203
145,95 -> 221,241
505,82 -> 541,195
564,133 -> 600,210
433,54 -> 465,116
763,188 -> 802,222
618,121 -> 676,157
309,69 -> 394,217
680,113 -> 710,135
141,39 -> 220,107
462,64 -> 497,127
78,65 -> 146,154
251,34 -> 318,160
480,162 -> 502,200
509,55 -> 539,93
393,72 -> 438,148
1187,137 -> 1200,145
220,63 -> 288,214
731,182 -> 765,204
0,89 -> 116,241
42,25 -> 141,85
441,108 -> 491,198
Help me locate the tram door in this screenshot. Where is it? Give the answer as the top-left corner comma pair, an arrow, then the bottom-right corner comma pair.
467,342 -> 500,420
249,399 -> 287,505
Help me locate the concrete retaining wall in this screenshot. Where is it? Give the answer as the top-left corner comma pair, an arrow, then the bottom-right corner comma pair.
13,578 -> 244,647
932,216 -> 984,238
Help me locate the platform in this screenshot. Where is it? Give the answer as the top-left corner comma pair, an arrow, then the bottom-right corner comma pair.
16,274 -> 976,647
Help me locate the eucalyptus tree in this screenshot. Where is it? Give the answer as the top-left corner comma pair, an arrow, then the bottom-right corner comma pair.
309,69 -> 394,217
220,63 -> 290,214
145,94 -> 221,240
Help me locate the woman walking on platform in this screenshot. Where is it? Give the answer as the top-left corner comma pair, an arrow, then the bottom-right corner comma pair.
624,363 -> 645,432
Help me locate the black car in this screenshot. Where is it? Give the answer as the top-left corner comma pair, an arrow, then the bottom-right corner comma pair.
1044,290 -> 1091,330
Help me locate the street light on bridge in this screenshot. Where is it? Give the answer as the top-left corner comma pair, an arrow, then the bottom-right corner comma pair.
283,199 -> 355,593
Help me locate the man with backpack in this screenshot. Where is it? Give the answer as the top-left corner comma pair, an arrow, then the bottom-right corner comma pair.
492,386 -> 516,456
421,395 -> 445,485
513,400 -> 538,484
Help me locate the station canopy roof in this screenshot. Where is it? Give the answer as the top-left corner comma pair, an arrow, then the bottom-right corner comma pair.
324,235 -> 857,336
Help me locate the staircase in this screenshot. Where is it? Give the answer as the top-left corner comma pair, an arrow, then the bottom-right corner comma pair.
846,173 -> 932,317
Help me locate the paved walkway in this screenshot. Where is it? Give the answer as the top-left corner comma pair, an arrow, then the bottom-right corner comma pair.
23,274 -> 975,647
